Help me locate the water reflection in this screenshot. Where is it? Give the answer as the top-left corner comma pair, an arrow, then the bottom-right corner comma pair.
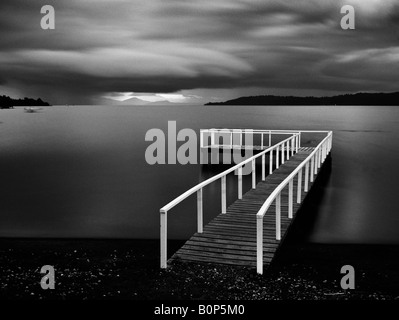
1,105 -> 399,244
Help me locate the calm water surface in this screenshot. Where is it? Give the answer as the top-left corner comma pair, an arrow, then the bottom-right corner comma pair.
1,105 -> 398,243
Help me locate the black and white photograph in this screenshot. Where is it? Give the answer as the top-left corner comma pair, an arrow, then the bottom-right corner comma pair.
1,0 -> 398,315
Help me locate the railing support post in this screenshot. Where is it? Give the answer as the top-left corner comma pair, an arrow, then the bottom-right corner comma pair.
256,216 -> 263,274
276,145 -> 280,169
221,176 -> 226,214
319,148 -> 322,167
276,193 -> 281,240
297,168 -> 302,203
286,140 -> 289,160
197,189 -> 203,233
211,130 -> 215,147
261,133 -> 264,149
160,210 -> 167,268
310,156 -> 314,182
252,159 -> 256,189
282,143 -> 285,164
269,151 -> 273,175
288,180 -> 293,219
262,154 -> 266,181
238,167 -> 242,199
291,137 -> 295,156
305,162 -> 309,192
318,148 -> 321,167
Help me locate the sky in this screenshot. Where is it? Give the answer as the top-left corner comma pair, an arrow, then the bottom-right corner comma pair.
0,0 -> 398,105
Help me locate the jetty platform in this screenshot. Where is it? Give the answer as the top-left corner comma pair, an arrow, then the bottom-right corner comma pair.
160,129 -> 332,274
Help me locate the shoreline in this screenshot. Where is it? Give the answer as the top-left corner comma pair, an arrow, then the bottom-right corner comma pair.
0,238 -> 398,300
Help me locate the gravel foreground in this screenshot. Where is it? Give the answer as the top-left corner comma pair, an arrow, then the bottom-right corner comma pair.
0,239 -> 398,301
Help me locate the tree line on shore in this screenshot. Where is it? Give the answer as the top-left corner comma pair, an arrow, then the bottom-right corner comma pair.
0,95 -> 50,108
205,92 -> 399,106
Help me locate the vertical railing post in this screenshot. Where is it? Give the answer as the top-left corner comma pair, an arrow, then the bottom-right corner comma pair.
256,215 -> 263,274
197,189 -> 203,233
252,159 -> 256,189
276,145 -> 280,169
281,143 -> 285,164
325,140 -> 328,158
200,130 -> 204,148
305,162 -> 309,192
291,137 -> 295,156
221,176 -> 226,214
310,156 -> 314,182
160,210 -> 167,268
288,180 -> 293,219
238,166 -> 242,199
319,148 -> 322,167
295,134 -> 299,152
276,193 -> 281,240
321,143 -> 324,162
326,139 -> 328,158
211,130 -> 215,147
269,150 -> 273,175
297,168 -> 302,203
262,154 -> 266,181
261,133 -> 264,149
230,131 -> 233,148
318,148 -> 321,167
326,136 -> 329,153
286,140 -> 289,160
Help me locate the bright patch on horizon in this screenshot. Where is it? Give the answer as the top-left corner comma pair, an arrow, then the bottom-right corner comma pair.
103,92 -> 191,103
156,94 -> 188,103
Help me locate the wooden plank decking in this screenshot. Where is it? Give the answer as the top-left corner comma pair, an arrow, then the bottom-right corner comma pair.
169,147 -> 321,268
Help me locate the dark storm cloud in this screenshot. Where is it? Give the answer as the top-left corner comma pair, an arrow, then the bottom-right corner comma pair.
0,0 -> 398,104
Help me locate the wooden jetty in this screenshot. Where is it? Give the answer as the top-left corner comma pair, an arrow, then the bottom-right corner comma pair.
160,129 -> 332,274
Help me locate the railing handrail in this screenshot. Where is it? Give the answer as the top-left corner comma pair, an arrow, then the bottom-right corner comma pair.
255,131 -> 332,219
160,132 -> 300,213
202,129 -> 298,134
202,129 -> 330,134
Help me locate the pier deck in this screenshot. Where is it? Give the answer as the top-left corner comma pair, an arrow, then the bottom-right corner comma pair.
170,147 -> 317,267
160,130 -> 332,274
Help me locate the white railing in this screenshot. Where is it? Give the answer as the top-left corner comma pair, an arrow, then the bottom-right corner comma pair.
256,131 -> 332,274
200,129 -> 299,149
160,130 -> 302,268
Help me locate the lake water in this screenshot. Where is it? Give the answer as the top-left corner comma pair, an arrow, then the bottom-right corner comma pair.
1,105 -> 399,244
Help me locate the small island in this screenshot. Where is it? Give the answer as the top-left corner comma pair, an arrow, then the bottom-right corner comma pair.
0,95 -> 51,109
205,91 -> 399,106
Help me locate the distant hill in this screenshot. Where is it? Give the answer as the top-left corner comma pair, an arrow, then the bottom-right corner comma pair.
205,92 -> 399,106
0,95 -> 50,108
100,97 -> 182,106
